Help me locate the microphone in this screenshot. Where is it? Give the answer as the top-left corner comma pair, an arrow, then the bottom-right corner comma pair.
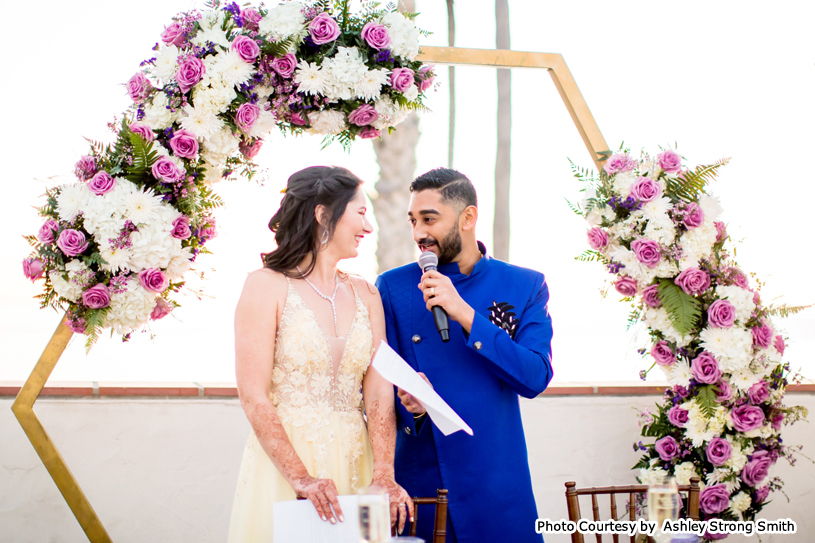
418,251 -> 450,343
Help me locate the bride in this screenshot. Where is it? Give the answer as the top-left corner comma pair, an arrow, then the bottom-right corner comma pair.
228,166 -> 413,542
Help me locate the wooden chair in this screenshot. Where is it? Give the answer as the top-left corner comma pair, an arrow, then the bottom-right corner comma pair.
564,477 -> 700,543
394,488 -> 448,543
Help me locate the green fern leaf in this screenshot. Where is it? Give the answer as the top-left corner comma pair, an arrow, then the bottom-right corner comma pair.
657,279 -> 701,336
565,198 -> 584,216
765,303 -> 813,318
695,385 -> 718,419
575,249 -> 603,262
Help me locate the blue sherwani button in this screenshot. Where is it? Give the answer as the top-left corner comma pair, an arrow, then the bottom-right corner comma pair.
474,341 -> 482,350
405,427 -> 412,434
412,334 -> 422,343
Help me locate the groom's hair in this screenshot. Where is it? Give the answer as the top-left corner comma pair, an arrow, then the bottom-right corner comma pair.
410,168 -> 477,210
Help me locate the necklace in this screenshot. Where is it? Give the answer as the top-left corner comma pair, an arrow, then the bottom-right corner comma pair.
296,266 -> 340,337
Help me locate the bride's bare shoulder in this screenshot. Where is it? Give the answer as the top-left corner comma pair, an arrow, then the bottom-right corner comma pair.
241,268 -> 289,301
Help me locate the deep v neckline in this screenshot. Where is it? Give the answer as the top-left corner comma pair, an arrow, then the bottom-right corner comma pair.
286,281 -> 359,378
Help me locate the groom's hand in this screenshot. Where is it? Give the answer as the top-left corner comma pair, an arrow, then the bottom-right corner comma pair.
397,372 -> 432,415
419,270 -> 476,333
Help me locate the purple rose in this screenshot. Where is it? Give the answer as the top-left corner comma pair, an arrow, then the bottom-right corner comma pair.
308,13 -> 340,45
175,57 -> 205,93
674,267 -> 710,296
691,351 -> 721,384
629,177 -> 662,202
631,238 -> 661,268
773,335 -> 785,356
151,156 -> 186,183
169,129 -> 199,159
587,227 -> 608,250
57,229 -> 89,257
683,202 -> 705,229
707,299 -> 736,328
714,380 -> 733,403
657,150 -> 682,174
705,437 -> 732,467
418,65 -> 436,92
651,341 -> 675,366
361,21 -> 391,50
715,221 -> 727,243
359,127 -> 381,139
81,283 -> 111,309
614,275 -> 638,297
239,139 -> 263,159
751,321 -> 774,349
271,53 -> 297,78
603,153 -> 636,175
742,450 -> 773,487
667,405 -> 688,427
748,380 -> 770,405
161,22 -> 186,46
171,215 -> 192,239
88,171 -> 117,196
771,411 -> 783,430
129,122 -> 155,141
138,268 -> 169,293
726,267 -> 749,289
654,435 -> 680,461
199,217 -> 218,243
290,111 -> 308,126
241,8 -> 262,31
731,404 -> 766,432
231,35 -> 260,63
38,220 -> 59,244
699,484 -> 730,515
126,72 -> 153,103
22,258 -> 45,281
390,68 -> 416,93
348,104 -> 378,126
235,103 -> 260,133
642,284 -> 662,307
74,155 -> 97,180
151,298 -> 172,320
755,485 -> 770,503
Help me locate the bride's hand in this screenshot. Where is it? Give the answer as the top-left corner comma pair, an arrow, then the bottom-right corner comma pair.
291,475 -> 344,524
370,475 -> 414,534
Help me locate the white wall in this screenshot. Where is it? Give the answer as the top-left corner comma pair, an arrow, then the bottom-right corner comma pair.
2,394 -> 813,542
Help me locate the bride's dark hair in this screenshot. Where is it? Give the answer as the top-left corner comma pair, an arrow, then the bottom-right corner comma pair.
262,166 -> 364,278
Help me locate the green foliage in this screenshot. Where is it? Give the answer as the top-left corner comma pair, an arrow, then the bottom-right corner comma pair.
564,198 -> 583,216
263,35 -> 298,58
633,453 -> 652,470
657,279 -> 701,336
575,250 -> 603,262
627,306 -> 642,331
695,385 -> 718,419
123,132 -> 158,184
664,158 -> 730,202
765,303 -> 813,318
83,309 -> 109,352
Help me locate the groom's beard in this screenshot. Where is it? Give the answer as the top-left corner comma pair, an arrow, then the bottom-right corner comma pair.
417,226 -> 462,266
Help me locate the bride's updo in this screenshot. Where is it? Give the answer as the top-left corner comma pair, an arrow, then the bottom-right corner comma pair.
262,166 -> 364,278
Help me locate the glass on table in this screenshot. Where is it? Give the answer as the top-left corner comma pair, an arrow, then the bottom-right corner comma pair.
358,487 -> 390,543
647,475 -> 680,543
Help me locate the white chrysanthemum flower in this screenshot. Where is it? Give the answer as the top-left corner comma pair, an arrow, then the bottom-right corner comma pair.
373,95 -> 408,129
259,1 -> 306,40
714,285 -> 755,323
249,107 -> 277,139
307,110 -> 348,135
724,439 -> 748,472
638,465 -> 668,485
143,92 -> 180,130
664,358 -> 692,387
294,61 -> 328,95
192,25 -> 230,49
706,467 -> 738,493
683,402 -> 719,447
153,45 -> 180,82
105,278 -> 156,335
49,271 -> 83,302
699,194 -> 723,222
730,368 -> 762,391
380,11 -> 420,60
699,326 -> 753,372
640,197 -> 672,222
354,68 -> 391,101
179,103 -> 225,139
99,245 -> 132,274
202,126 -> 240,165
674,462 -> 698,485
214,50 -> 255,88
403,85 -> 419,102
166,247 -> 194,281
56,183 -> 91,221
611,171 -> 637,196
122,187 -> 161,225
730,492 -> 751,517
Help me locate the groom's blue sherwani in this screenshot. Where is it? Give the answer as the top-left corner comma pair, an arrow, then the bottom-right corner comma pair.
375,243 -> 553,543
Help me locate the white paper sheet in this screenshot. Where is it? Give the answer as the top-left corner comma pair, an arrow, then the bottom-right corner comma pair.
273,495 -> 361,543
371,341 -> 473,436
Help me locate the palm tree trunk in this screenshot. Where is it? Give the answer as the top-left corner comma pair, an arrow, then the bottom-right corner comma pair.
371,0 -> 419,273
493,0 -> 511,261
446,0 -> 455,169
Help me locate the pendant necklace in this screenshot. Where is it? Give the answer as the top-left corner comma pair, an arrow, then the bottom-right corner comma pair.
296,266 -> 340,337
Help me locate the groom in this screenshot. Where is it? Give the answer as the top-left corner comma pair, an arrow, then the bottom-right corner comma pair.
375,168 -> 554,543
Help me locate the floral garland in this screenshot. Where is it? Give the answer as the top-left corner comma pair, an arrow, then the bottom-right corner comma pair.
570,148 -> 808,541
21,0 -> 434,348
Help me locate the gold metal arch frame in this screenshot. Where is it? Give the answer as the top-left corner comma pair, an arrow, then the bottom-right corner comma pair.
12,47 -> 608,543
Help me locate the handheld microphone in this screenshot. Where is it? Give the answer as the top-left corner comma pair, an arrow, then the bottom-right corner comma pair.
418,251 -> 450,342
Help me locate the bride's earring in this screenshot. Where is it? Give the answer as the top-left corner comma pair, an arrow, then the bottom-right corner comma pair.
320,228 -> 329,246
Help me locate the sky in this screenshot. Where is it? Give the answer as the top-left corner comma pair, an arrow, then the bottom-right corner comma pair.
1,0 -> 814,384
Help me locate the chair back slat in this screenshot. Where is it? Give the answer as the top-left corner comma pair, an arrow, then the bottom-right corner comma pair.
565,482 -> 585,543
628,492 -> 636,543
609,494 -> 619,543
408,489 -> 449,543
